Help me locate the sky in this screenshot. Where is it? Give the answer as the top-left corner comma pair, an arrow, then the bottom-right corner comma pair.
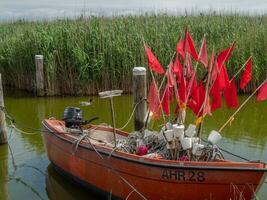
0,0 -> 266,21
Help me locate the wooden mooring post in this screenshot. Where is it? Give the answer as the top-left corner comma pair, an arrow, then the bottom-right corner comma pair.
35,55 -> 45,96
133,67 -> 147,131
0,74 -> 7,144
0,144 -> 8,199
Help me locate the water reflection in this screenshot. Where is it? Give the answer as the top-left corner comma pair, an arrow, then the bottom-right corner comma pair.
46,164 -> 101,200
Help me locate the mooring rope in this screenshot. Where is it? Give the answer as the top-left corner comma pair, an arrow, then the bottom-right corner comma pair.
201,138 -> 250,161
118,98 -> 148,130
9,122 -> 38,135
4,128 -> 46,200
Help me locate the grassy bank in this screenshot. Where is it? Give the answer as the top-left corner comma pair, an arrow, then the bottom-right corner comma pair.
0,14 -> 266,95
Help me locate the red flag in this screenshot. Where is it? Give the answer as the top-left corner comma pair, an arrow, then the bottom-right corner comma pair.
199,37 -> 208,68
217,44 -> 235,68
188,96 -> 199,116
162,86 -> 173,115
186,56 -> 193,78
220,64 -> 230,90
209,50 -> 215,74
191,74 -> 198,93
167,68 -> 175,88
197,82 -> 206,115
187,72 -> 198,97
185,31 -> 198,61
188,82 -> 205,116
212,63 -> 229,91
171,55 -> 183,83
240,57 -> 252,90
203,96 -> 211,116
211,58 -> 219,82
174,104 -> 180,114
179,77 -> 187,104
256,81 -> 267,101
223,81 -> 238,109
176,39 -> 185,59
210,78 -> 222,111
145,46 -> 164,74
148,82 -> 160,118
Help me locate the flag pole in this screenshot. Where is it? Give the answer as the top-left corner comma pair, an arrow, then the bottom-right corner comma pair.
152,64 -> 174,124
185,34 -> 206,106
218,79 -> 267,132
196,48 -> 215,138
148,62 -> 166,123
209,41 -> 236,89
230,56 -> 252,82
158,52 -> 176,91
142,39 -> 166,123
195,41 -> 235,119
176,27 -> 189,124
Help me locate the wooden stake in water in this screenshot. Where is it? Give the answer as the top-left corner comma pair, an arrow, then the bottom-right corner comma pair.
0,74 -> 7,144
35,55 -> 45,97
133,67 -> 147,131
0,144 -> 8,198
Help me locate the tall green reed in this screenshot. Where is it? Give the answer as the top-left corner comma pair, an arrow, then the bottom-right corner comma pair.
0,14 -> 266,95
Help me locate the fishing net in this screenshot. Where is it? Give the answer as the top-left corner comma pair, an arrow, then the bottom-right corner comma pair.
115,129 -> 171,159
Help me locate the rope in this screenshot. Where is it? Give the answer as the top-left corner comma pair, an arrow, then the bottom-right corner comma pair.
4,126 -> 46,200
1,106 -> 44,134
201,138 -> 250,161
219,79 -> 267,132
1,106 -> 147,199
118,98 -> 148,130
8,123 -> 39,135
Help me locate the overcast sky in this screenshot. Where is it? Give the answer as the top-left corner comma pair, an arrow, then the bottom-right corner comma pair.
0,0 -> 266,21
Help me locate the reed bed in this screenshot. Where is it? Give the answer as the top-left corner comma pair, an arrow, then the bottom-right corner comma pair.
0,14 -> 266,95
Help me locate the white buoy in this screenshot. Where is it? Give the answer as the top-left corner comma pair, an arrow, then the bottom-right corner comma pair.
164,130 -> 174,142
208,130 -> 222,145
172,124 -> 184,141
181,138 -> 192,150
185,124 -> 196,138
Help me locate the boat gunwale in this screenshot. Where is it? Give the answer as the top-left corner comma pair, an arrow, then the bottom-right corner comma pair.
42,120 -> 267,172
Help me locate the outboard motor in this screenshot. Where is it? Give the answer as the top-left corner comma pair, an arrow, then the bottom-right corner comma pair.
63,107 -> 83,128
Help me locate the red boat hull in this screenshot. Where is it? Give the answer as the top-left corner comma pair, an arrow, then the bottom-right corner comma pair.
42,120 -> 267,200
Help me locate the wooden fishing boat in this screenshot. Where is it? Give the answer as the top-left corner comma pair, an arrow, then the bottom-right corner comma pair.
42,119 -> 267,200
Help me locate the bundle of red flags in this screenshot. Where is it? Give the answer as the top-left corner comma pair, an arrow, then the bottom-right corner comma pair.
145,28 -> 263,122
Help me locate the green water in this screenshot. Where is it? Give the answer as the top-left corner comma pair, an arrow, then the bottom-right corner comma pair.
0,91 -> 267,200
